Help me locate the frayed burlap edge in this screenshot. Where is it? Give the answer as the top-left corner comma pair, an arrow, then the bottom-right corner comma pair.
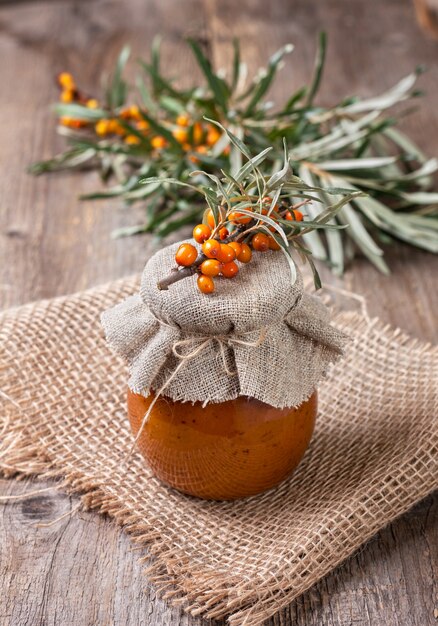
1,278 -> 437,626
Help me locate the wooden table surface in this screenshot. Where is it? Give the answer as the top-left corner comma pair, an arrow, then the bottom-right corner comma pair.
1,0 -> 437,624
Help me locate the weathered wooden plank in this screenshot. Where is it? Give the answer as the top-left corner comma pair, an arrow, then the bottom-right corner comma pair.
0,0 -> 437,625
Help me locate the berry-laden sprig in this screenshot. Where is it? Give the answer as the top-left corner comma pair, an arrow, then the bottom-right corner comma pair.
144,123 -> 364,294
53,70 -> 229,158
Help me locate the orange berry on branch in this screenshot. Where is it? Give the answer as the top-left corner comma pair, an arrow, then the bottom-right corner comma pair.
228,210 -> 252,225
228,241 -> 242,257
200,259 -> 222,277
129,105 -> 141,120
58,72 -> 75,90
217,243 -> 236,264
86,98 -> 99,109
268,235 -> 281,250
237,243 -> 252,263
206,126 -> 221,146
60,89 -> 74,103
202,239 -> 221,259
221,261 -> 239,278
252,232 -> 270,252
124,134 -> 141,145
192,122 -> 204,145
95,119 -> 110,136
172,128 -> 188,143
285,211 -> 293,221
206,209 -> 216,229
219,227 -> 229,240
193,223 -> 212,244
151,135 -> 168,149
176,113 -> 190,127
293,210 -> 304,221
175,243 -> 198,266
197,274 -> 215,294
136,120 -> 150,132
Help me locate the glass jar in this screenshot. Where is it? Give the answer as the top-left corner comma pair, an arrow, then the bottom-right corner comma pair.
127,390 -> 317,500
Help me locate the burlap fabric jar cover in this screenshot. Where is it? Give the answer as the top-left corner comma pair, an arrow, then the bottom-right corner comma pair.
102,241 -> 347,409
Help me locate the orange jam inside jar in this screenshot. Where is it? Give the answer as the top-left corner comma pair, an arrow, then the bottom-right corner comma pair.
127,389 -> 317,501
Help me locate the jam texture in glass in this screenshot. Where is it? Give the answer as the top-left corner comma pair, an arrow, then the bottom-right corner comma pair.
127,390 -> 317,500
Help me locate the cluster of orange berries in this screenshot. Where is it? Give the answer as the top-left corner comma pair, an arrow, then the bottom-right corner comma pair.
174,203 -> 304,294
171,115 -> 228,162
56,73 -> 228,160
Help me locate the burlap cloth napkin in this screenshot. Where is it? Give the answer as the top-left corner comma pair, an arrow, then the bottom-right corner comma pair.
1,277 -> 437,626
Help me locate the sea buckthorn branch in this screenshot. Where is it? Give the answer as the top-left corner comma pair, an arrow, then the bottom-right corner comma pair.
152,137 -> 364,293
30,37 -> 437,273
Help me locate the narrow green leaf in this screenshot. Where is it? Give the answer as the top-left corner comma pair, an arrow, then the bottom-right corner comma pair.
54,103 -> 108,121
343,71 -> 418,114
187,39 -> 229,112
108,45 -> 130,109
231,38 -> 241,92
317,156 -> 398,171
245,44 -> 294,114
306,31 -> 327,106
138,111 -> 183,151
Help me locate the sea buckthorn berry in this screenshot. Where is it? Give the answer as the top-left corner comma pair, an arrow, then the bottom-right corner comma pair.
206,126 -> 221,146
202,239 -> 221,259
292,209 -> 304,221
252,233 -> 270,252
237,243 -> 252,263
285,210 -> 293,221
197,274 -> 214,294
219,227 -> 229,240
60,117 -> 86,129
129,105 -> 141,120
58,72 -> 75,90
206,209 -> 216,229
71,119 -> 86,129
268,235 -> 281,250
221,261 -> 239,278
228,241 -> 242,257
228,210 -> 252,225
108,119 -> 125,135
136,120 -> 150,131
172,128 -> 188,143
60,89 -> 74,103
125,134 -> 141,145
120,105 -> 141,120
86,99 -> 99,109
192,122 -> 204,145
217,243 -> 236,264
175,243 -> 198,266
95,119 -> 110,136
193,223 -> 212,244
189,145 -> 208,163
200,259 -> 222,277
176,113 -> 190,127
59,117 -> 74,127
151,135 -> 168,149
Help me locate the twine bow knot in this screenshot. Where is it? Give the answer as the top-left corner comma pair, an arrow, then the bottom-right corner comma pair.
171,328 -> 268,377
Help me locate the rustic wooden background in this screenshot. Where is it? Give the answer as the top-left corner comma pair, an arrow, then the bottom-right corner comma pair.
0,0 -> 437,624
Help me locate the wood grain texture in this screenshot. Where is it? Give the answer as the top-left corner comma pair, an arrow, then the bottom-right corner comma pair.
0,0 -> 437,625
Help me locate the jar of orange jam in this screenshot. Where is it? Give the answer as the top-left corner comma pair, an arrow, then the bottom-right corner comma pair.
102,244 -> 346,502
127,389 -> 317,500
